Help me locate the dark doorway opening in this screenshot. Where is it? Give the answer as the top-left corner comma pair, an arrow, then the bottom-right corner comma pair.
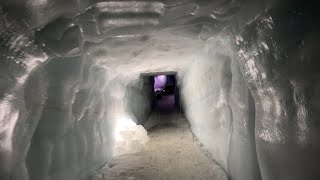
152,74 -> 179,114
140,72 -> 182,130
154,74 -> 176,99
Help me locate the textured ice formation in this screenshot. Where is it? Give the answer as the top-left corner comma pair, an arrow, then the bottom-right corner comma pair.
180,34 -> 260,180
0,0 -> 319,180
114,116 -> 149,156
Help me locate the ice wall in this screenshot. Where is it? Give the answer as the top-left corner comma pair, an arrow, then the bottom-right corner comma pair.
180,34 -> 260,180
17,57 -> 152,180
179,1 -> 320,180
0,7 -> 48,180
235,2 -> 320,179
25,56 -> 113,180
111,75 -> 154,156
125,76 -> 155,125
0,8 -> 153,177
1,0 -> 320,180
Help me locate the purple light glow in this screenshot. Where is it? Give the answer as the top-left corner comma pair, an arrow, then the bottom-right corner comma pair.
154,75 -> 167,91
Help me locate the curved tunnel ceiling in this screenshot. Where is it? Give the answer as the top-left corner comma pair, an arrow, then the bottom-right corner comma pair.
2,0 -> 263,56
3,0 -> 317,78
0,1 -> 319,180
0,0 -> 271,82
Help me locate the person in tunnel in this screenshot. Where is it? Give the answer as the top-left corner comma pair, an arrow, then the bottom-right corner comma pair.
154,75 -> 176,99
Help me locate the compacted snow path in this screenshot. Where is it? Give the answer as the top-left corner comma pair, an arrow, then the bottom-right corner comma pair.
89,95 -> 228,180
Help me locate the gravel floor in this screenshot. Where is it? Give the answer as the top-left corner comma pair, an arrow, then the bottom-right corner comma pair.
89,95 -> 228,180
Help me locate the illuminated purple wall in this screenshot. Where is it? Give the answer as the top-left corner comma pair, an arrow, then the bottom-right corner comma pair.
154,75 -> 167,91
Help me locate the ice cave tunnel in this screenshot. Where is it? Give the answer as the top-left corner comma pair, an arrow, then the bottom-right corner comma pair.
0,0 -> 319,180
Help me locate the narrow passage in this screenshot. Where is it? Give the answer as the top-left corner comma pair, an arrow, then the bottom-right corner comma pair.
90,95 -> 228,180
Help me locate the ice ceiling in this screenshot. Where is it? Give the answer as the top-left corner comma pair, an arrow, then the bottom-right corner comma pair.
0,0 -> 319,180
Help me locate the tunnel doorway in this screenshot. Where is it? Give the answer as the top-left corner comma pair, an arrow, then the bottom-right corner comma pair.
145,72 -> 181,114
153,74 -> 177,111
139,72 -> 183,130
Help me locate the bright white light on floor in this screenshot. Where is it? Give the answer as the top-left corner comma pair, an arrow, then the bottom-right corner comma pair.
115,117 -> 137,141
114,116 -> 149,156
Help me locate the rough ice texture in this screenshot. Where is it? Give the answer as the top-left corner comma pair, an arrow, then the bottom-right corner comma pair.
25,56 -> 114,180
1,0 -> 320,180
180,34 -> 261,180
236,6 -> 320,179
21,58 -> 154,180
17,27 -> 204,180
113,75 -> 154,156
0,7 -> 47,180
124,76 -> 155,125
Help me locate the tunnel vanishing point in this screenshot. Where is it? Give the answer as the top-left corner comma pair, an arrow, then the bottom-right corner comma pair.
0,0 -> 319,180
